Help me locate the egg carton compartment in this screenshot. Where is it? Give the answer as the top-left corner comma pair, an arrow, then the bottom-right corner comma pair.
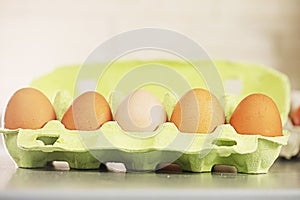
0,60 -> 291,173
0,120 -> 289,173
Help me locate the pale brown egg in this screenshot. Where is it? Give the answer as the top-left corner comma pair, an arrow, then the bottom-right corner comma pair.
170,88 -> 225,133
4,88 -> 56,129
114,90 -> 167,132
230,94 -> 282,137
61,91 -> 112,130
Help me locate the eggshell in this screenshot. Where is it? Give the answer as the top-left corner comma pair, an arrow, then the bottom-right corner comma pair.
4,88 -> 56,129
114,90 -> 167,132
170,88 -> 225,133
61,91 -> 112,130
230,94 -> 283,137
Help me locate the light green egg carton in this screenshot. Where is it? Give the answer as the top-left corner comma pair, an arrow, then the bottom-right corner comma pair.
0,60 -> 291,173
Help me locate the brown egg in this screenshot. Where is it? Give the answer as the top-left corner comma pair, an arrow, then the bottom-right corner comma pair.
61,91 -> 112,130
170,88 -> 225,133
230,94 -> 282,137
4,88 -> 56,129
290,106 -> 300,126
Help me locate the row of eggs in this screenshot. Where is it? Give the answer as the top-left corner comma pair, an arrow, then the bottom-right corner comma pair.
3,87 -> 283,137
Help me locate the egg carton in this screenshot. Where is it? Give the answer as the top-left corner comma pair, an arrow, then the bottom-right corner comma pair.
0,120 -> 289,173
0,60 -> 291,173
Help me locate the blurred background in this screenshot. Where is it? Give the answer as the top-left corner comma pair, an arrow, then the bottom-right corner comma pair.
0,0 -> 300,118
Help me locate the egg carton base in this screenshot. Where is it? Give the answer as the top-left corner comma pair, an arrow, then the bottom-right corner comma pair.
3,132 -> 281,174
